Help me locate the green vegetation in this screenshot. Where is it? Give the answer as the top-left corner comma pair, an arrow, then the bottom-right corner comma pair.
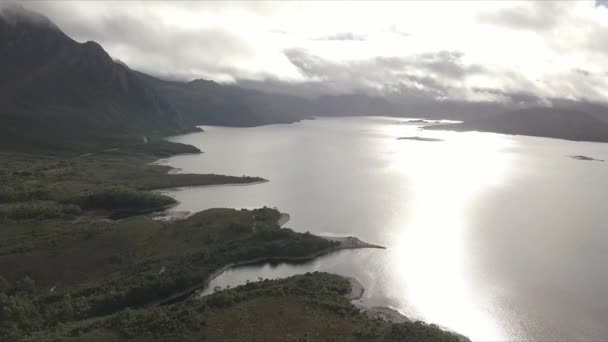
0,143 -> 264,221
0,201 -> 81,221
80,186 -> 176,211
132,139 -> 202,158
0,207 -> 337,341
15,273 -> 462,342
0,139 -> 464,342
0,7 -> 467,341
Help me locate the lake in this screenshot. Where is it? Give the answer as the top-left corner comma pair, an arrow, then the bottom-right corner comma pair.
156,116 -> 608,341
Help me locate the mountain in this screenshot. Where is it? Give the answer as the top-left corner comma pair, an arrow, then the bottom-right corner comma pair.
427,107 -> 608,142
0,5 -> 193,151
144,76 -> 416,126
143,75 -> 415,125
138,73 -> 310,127
548,99 -> 608,123
5,5 -> 608,151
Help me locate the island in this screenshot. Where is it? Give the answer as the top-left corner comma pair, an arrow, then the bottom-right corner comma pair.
397,136 -> 444,142
570,155 -> 605,162
398,119 -> 443,124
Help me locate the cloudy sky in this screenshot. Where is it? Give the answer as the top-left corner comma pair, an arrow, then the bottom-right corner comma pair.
17,1 -> 608,103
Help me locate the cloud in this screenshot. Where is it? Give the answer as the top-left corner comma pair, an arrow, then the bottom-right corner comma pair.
11,1 -> 608,103
283,49 -> 489,100
18,1 -> 297,82
62,12 -> 253,81
476,2 -> 565,31
573,68 -> 591,77
313,32 -> 366,41
471,87 -> 548,106
279,46 -> 608,104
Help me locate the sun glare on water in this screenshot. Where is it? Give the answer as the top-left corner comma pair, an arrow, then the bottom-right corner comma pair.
381,125 -> 515,340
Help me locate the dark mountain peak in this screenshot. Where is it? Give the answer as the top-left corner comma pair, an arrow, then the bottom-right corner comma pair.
113,58 -> 130,69
0,6 -> 192,149
0,4 -> 73,64
82,40 -> 105,52
0,3 -> 59,31
75,40 -> 114,69
187,78 -> 220,89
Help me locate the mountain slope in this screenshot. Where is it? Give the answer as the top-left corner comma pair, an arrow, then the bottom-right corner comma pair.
0,5 -> 192,151
427,107 -> 608,142
142,74 -> 412,126
139,73 -> 311,127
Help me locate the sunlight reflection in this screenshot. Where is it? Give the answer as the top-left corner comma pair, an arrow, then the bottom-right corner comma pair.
382,125 -> 514,340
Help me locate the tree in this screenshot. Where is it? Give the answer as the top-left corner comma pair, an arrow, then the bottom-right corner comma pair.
15,277 -> 35,295
0,276 -> 10,293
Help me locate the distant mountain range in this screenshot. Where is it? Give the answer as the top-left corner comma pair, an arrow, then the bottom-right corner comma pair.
427,108 -> 608,143
137,73 -> 310,127
2,4 -> 608,151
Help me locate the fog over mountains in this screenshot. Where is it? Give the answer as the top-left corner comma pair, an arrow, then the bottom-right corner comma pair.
3,3 -> 608,150
0,5 -> 190,150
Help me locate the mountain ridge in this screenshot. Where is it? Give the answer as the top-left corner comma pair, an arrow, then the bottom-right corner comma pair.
426,107 -> 608,142
3,4 -> 608,151
0,4 -> 192,151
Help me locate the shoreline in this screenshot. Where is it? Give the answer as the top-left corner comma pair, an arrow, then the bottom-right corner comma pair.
345,277 -> 409,324
345,278 -> 470,342
155,179 -> 269,193
155,234 -> 386,306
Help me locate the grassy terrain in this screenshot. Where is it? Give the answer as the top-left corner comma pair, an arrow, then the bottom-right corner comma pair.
0,144 -> 264,221
14,273 -> 462,342
0,206 -> 338,341
0,141 -> 466,341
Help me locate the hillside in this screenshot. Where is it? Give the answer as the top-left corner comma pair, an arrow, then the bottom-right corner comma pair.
138,73 -> 309,127
427,107 -> 608,142
0,5 -> 193,152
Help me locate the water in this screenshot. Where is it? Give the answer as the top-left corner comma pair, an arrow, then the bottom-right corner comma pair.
156,117 -> 608,341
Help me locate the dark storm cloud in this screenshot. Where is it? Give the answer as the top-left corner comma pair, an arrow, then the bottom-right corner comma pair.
282,49 -> 486,99
9,1 -> 608,102
235,77 -> 337,98
285,49 -> 484,83
471,87 -> 546,106
376,51 -> 486,80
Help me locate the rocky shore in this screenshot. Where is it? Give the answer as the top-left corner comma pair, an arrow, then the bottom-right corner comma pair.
345,278 -> 470,342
